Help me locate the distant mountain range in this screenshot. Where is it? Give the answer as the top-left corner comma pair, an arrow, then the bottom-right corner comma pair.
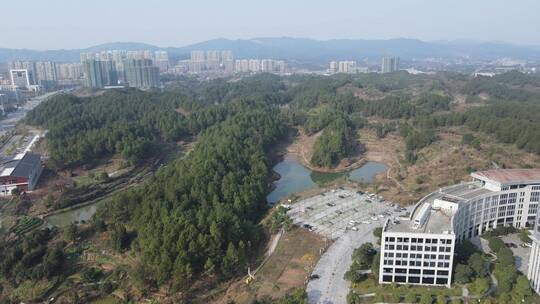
1,37 -> 539,64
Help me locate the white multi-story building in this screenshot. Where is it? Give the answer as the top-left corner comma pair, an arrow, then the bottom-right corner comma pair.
154,51 -> 170,73
190,50 -> 206,62
221,50 -> 233,61
248,59 -> 261,72
380,169 -> 540,288
329,61 -> 338,73
235,59 -> 250,73
528,215 -> 540,293
338,61 -> 357,73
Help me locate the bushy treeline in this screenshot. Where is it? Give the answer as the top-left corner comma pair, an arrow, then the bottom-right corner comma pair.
399,123 -> 438,163
0,228 -> 65,285
99,100 -> 287,287
462,76 -> 540,102
311,117 -> 361,168
416,102 -> 540,155
493,70 -> 540,87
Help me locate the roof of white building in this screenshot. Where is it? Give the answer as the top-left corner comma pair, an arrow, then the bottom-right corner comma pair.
385,182 -> 491,235
385,169 -> 540,236
471,169 -> 540,186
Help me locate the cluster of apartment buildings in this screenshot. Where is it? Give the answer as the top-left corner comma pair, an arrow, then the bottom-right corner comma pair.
80,50 -> 167,89
379,168 -> 540,293
328,56 -> 400,74
1,60 -> 83,94
172,50 -> 287,75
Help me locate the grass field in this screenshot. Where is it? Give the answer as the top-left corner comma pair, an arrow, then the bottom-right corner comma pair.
357,126 -> 540,206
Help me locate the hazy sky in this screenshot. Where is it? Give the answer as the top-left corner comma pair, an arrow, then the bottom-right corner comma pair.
2,0 -> 539,49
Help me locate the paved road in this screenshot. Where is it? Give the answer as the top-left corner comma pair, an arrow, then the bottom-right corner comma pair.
307,222 -> 380,304
0,91 -> 61,134
501,233 -> 531,274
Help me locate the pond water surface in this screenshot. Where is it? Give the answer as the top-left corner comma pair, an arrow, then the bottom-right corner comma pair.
46,156 -> 388,226
266,156 -> 388,204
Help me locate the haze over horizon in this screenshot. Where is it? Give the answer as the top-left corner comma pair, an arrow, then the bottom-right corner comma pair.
2,0 -> 540,50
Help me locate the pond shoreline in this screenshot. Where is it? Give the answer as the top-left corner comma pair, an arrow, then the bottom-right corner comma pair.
286,127 -> 370,174
266,153 -> 388,204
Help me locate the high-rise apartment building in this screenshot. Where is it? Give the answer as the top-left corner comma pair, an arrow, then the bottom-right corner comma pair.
221,50 -> 234,73
205,50 -> 221,70
235,59 -> 250,73
190,51 -> 206,62
124,59 -> 159,88
34,61 -> 58,89
338,61 -> 357,73
261,59 -> 274,73
329,61 -> 338,73
221,50 -> 233,61
206,50 -> 221,62
82,59 -> 118,88
382,56 -> 400,73
57,63 -> 84,80
82,59 -> 104,88
248,59 -> 261,72
154,51 -> 169,73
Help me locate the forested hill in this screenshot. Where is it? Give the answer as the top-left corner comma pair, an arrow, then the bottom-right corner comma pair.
101,100 -> 287,287
25,90 -> 189,169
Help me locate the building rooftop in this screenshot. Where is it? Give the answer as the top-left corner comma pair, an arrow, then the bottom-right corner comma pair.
471,169 -> 540,186
385,182 -> 493,235
0,153 -> 41,179
385,169 -> 540,236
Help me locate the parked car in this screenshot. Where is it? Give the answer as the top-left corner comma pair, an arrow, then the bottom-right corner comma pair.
309,274 -> 320,280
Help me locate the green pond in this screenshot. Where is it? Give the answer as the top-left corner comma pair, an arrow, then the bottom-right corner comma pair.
265,155 -> 387,204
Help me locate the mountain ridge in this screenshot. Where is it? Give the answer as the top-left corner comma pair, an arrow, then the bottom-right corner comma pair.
1,37 -> 539,63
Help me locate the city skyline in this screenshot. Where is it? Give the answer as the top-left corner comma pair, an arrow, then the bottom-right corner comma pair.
2,0 -> 540,49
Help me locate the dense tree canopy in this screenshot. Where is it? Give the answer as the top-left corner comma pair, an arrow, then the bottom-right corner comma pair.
311,116 -> 361,168
100,100 -> 287,286
26,90 -> 189,169
0,228 -> 65,285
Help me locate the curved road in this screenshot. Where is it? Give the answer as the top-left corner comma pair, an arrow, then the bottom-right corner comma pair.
307,222 -> 380,304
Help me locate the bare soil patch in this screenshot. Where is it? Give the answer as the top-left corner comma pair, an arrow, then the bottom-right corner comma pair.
337,84 -> 384,100
212,228 -> 325,304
